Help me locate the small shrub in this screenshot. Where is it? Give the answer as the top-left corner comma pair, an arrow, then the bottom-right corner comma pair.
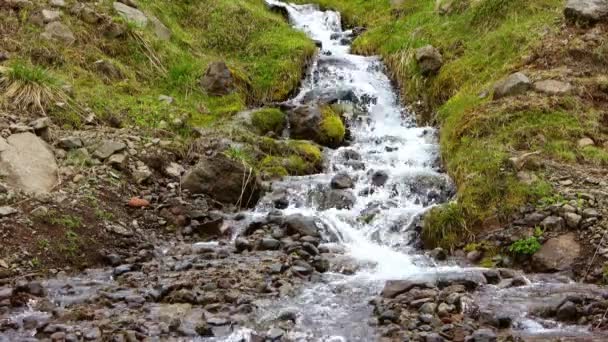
509,236 -> 541,255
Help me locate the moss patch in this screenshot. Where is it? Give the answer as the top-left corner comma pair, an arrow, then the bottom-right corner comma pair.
319,105 -> 345,147
251,108 -> 287,134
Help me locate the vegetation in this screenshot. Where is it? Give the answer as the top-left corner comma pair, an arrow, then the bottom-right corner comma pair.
509,236 -> 541,256
298,0 -> 606,249
251,108 -> 287,134
319,105 -> 346,147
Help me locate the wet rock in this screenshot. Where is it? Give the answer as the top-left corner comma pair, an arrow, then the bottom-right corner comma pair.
182,153 -> 262,208
113,2 -> 148,27
199,61 -> 235,96
533,80 -> 572,95
564,0 -> 608,24
330,172 -> 354,189
340,149 -> 361,161
430,247 -> 447,261
288,104 -> 345,148
556,301 -> 580,321
282,214 -> 321,237
482,269 -> 501,284
258,238 -> 281,250
465,328 -> 497,342
371,170 -> 389,187
382,280 -> 428,298
532,233 -> 580,272
113,264 -> 133,277
41,22 -> 75,45
0,133 -> 58,194
235,238 -> 252,252
466,251 -> 482,262
321,189 -> 356,210
312,257 -> 330,273
415,45 -> 443,76
492,72 -> 531,99
15,281 -> 45,297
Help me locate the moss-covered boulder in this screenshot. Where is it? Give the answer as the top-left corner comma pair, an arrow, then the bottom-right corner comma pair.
251,108 -> 287,135
257,139 -> 323,179
288,104 -> 345,148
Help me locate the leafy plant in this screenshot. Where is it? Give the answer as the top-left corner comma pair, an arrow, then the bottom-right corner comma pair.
509,236 -> 541,255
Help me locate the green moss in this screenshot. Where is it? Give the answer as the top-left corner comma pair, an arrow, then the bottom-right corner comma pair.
319,105 -> 346,147
251,108 -> 286,134
259,156 -> 289,178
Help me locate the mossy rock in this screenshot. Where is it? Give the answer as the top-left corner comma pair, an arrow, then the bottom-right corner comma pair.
319,105 -> 346,148
251,108 -> 287,135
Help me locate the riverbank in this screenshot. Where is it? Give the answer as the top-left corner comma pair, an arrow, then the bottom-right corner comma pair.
293,0 -> 608,280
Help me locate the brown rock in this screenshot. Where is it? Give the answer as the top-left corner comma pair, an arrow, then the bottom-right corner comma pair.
128,197 -> 150,208
532,233 -> 580,272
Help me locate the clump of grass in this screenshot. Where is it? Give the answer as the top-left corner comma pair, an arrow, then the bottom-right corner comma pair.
319,105 -> 345,147
251,108 -> 286,134
422,201 -> 472,250
0,61 -> 66,113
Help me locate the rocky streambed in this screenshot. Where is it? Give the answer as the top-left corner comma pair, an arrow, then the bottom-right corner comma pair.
2,1 -> 608,342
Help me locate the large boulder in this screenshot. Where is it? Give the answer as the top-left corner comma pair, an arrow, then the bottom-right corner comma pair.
415,45 -> 443,76
113,2 -> 148,27
532,233 -> 580,272
493,72 -> 531,99
564,0 -> 608,24
199,61 -> 236,96
182,153 -> 262,208
0,133 -> 58,194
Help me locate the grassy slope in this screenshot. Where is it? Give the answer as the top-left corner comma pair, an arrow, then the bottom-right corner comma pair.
293,0 -> 608,248
1,0 -> 315,129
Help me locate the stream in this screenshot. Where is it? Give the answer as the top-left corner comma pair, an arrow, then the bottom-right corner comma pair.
2,1 -> 608,341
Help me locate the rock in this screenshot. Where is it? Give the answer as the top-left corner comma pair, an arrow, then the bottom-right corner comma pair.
84,327 -> 101,340
466,250 -> 482,262
533,80 -> 572,95
430,247 -> 447,261
371,170 -> 389,187
0,133 -> 58,194
564,0 -> 608,24
41,22 -> 75,45
113,2 -> 148,27
158,94 -> 174,104
127,197 -> 150,208
465,328 -> 497,342
382,280 -> 427,298
482,269 -> 501,284
582,208 -> 600,218
532,233 -> 580,272
415,45 -> 443,75
199,61 -> 235,96
106,223 -> 133,237
235,238 -> 251,252
59,136 -> 83,150
419,302 -> 437,314
578,137 -> 595,148
94,59 -> 123,80
564,212 -> 582,228
15,281 -> 45,296
165,162 -> 185,178
182,154 -> 262,208
50,0 -> 65,8
132,162 -> 152,184
0,206 -> 18,217
321,189 -> 356,210
282,214 -> 321,237
41,9 -> 61,23
540,216 -> 564,230
288,104 -> 345,148
150,16 -> 171,41
93,140 -> 126,160
258,238 -> 281,250
493,72 -> 531,99
108,153 -> 127,169
556,301 -> 579,321
267,328 -> 284,340
330,172 -> 354,189
425,333 -> 445,342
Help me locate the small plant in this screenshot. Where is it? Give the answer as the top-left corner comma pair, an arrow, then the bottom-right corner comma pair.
0,61 -> 66,113
30,257 -> 41,268
509,236 -> 541,256
37,239 -> 50,250
61,230 -> 80,257
95,209 -> 114,221
50,214 -> 82,229
533,226 -> 544,238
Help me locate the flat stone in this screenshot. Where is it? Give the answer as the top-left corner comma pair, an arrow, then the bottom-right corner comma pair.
41,22 -> 75,45
0,206 -> 18,217
533,80 -> 572,95
113,2 -> 148,27
93,140 -> 126,159
0,133 -> 58,194
540,216 -> 565,230
41,9 -> 61,23
532,233 -> 580,272
493,72 -> 531,99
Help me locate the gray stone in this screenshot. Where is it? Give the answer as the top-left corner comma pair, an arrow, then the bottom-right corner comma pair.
0,133 -> 58,194
533,80 -> 572,95
258,238 -> 281,250
582,208 -> 601,218
563,212 -> 582,228
59,136 -> 83,150
165,162 -> 185,178
578,137 -> 595,148
150,16 -> 171,41
330,172 -> 354,189
532,233 -> 580,272
524,212 -> 547,226
466,250 -> 482,262
540,216 -> 565,230
0,206 -> 18,217
282,214 -> 321,237
419,302 -> 437,314
382,280 -> 427,298
493,72 -> 531,99
50,0 -> 66,8
564,0 -> 608,24
415,45 -> 443,75
371,170 -> 389,187
108,153 -> 128,169
93,140 -> 126,159
41,9 -> 61,23
113,2 -> 148,27
556,301 -> 580,321
267,328 -> 284,340
42,22 -> 75,45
